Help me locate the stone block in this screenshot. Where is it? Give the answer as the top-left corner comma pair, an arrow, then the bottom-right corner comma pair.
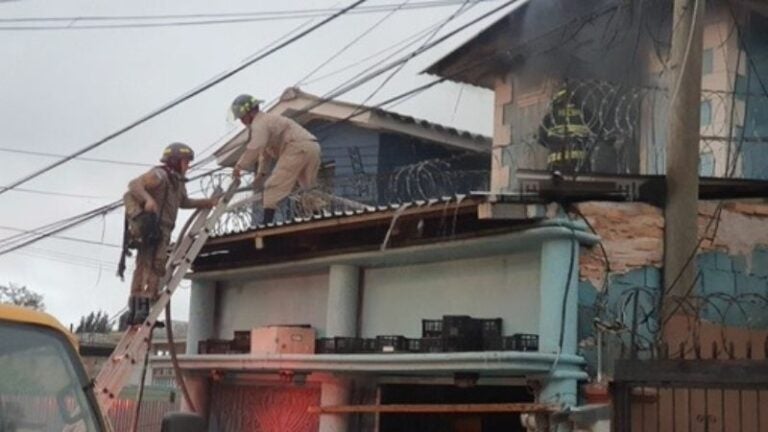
700,269 -> 735,295
714,252 -> 734,272
578,281 -> 598,306
732,255 -> 748,273
697,253 -> 718,270
644,267 -> 662,289
751,247 -> 768,277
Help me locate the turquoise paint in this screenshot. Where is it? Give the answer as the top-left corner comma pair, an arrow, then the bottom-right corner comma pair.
579,249 -> 768,380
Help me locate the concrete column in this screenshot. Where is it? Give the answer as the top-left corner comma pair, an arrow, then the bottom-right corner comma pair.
186,279 -> 216,355
319,376 -> 351,432
538,236 -> 579,355
180,373 -> 211,421
326,265 -> 360,337
537,232 -> 579,416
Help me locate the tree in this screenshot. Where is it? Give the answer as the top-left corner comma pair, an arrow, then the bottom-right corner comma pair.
75,310 -> 112,334
0,283 -> 45,311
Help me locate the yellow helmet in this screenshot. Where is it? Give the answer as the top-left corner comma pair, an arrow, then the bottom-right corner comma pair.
160,142 -> 195,163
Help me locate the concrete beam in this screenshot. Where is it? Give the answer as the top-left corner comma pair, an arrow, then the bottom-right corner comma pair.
193,221 -> 599,281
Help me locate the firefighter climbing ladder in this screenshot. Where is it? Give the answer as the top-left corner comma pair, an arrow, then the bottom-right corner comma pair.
94,179 -> 240,412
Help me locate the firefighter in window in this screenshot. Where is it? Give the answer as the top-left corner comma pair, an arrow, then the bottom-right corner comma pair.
538,85 -> 595,175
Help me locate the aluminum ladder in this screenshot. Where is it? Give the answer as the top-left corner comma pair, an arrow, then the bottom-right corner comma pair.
94,178 -> 240,411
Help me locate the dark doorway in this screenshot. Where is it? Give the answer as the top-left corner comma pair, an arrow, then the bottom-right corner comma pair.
379,384 -> 532,432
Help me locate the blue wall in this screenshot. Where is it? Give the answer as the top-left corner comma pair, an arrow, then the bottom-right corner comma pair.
578,249 -> 768,376
308,122 -> 380,202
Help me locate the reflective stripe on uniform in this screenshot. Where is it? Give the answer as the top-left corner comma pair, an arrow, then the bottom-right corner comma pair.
547,150 -> 586,164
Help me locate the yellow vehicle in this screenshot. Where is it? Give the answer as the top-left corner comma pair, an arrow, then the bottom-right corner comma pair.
0,304 -> 107,431
0,304 -> 202,432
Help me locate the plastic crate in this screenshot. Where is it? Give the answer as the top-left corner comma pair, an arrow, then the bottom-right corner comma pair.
407,338 -> 422,352
479,318 -> 503,338
442,315 -> 481,339
198,339 -> 232,354
420,337 -> 444,353
315,338 -> 335,354
231,331 -> 251,353
421,319 -> 443,337
483,336 -> 503,351
443,336 -> 483,352
376,335 -> 408,353
334,337 -> 363,353
504,334 -> 539,352
362,338 -> 378,353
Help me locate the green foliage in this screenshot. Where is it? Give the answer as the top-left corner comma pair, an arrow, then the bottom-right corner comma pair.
75,310 -> 112,334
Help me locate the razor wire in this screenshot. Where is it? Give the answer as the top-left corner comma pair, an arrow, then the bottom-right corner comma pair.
197,157 -> 489,236
498,79 -> 768,177
593,281 -> 768,360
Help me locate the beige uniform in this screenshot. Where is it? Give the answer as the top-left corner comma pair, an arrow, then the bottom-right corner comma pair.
124,167 -> 187,299
235,111 -> 321,209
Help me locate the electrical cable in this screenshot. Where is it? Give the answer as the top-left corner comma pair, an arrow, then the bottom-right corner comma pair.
0,147 -> 153,167
0,0 -> 368,198
0,1 -> 494,28
0,0 -> 522,255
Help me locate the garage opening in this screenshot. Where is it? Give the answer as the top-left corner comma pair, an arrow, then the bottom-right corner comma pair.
379,384 -> 533,432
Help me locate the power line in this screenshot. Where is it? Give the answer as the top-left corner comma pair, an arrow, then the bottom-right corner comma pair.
0,225 -> 121,248
295,0 -> 412,87
0,0 -> 367,199
0,146 -> 153,167
0,0 -> 494,30
0,0 -> 518,255
5,187 -> 112,199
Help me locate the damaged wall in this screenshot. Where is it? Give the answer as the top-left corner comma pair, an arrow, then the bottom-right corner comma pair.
575,200 -> 768,377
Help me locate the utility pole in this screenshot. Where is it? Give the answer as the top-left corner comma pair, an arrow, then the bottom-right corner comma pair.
663,0 -> 704,329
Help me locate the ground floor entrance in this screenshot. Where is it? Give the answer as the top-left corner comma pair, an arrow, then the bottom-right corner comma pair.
379,384 -> 532,432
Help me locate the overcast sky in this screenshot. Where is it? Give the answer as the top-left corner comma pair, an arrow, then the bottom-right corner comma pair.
0,0 -> 509,329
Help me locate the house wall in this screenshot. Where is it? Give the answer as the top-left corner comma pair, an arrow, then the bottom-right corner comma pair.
360,253 -> 541,338
307,122 -> 380,202
575,201 -> 768,377
215,273 -> 330,339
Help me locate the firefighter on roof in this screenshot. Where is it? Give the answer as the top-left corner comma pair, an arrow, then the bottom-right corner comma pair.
230,94 -> 321,225
118,143 -> 217,326
539,85 -> 595,174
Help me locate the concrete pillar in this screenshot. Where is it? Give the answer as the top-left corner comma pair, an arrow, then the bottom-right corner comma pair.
180,373 -> 211,420
326,265 -> 360,337
537,231 -> 579,416
319,376 -> 351,432
538,236 -> 579,355
186,279 -> 216,355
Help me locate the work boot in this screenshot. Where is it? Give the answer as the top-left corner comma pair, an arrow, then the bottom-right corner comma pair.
262,208 -> 275,225
121,297 -> 138,329
132,298 -> 151,325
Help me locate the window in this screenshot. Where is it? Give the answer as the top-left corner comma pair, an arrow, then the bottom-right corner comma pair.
0,323 -> 103,431
700,100 -> 712,126
702,48 -> 714,75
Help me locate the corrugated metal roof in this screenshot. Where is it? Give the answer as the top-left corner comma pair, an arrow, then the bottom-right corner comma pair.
370,108 -> 491,146
211,195 -> 476,239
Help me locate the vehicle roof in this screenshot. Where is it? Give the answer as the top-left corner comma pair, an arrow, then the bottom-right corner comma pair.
0,303 -> 78,347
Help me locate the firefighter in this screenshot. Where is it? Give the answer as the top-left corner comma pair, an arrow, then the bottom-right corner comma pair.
120,143 -> 217,325
539,86 -> 594,174
230,94 -> 321,225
